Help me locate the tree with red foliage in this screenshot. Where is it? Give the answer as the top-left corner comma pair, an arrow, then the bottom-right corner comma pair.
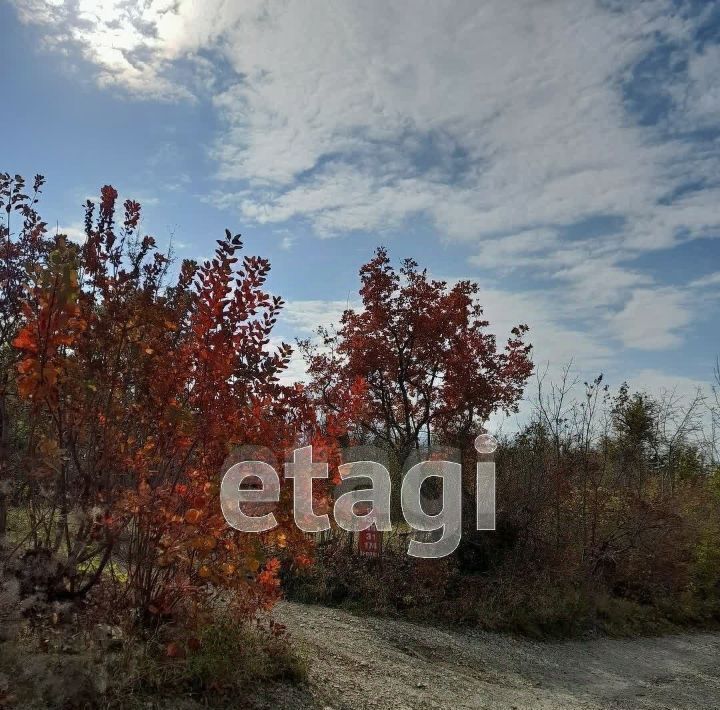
0,173 -> 52,538
299,247 -> 533,466
6,178 -> 317,625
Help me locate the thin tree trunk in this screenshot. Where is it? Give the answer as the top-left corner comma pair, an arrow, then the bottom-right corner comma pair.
0,368 -> 10,541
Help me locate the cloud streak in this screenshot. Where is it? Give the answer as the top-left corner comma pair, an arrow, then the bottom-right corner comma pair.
10,0 -> 720,385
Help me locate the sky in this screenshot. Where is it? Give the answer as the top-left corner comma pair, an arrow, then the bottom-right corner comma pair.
2,0 -> 720,419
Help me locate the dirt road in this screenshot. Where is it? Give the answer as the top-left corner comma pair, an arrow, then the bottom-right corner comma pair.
270,601 -> 720,710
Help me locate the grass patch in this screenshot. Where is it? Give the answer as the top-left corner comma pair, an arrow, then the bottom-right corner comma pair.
0,613 -> 307,709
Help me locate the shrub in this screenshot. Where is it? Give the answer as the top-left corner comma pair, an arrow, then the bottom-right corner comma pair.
1,174 -> 318,630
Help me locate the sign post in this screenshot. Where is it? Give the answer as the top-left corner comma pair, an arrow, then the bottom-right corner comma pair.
358,525 -> 382,557
356,503 -> 382,557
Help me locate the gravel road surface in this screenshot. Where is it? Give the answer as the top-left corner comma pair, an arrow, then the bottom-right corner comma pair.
267,601 -> 720,710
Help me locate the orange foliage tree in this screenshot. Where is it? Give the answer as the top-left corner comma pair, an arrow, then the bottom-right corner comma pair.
0,173 -> 52,538
7,179 -> 316,624
300,247 -> 533,463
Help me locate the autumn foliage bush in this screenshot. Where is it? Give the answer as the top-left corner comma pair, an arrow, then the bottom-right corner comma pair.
0,173 -> 318,631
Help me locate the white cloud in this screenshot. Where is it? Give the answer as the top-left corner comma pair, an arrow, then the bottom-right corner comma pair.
269,336 -> 310,386
279,234 -> 296,251
57,222 -> 86,244
468,229 -> 561,271
608,288 -> 692,350
474,286 -> 613,372
626,368 -> 708,398
690,271 -> 720,289
280,299 -> 355,335
680,43 -> 720,128
274,300 -> 358,385
11,0 -> 720,369
14,2 -> 714,243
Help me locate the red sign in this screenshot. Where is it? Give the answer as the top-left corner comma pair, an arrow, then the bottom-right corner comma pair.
358,526 -> 382,557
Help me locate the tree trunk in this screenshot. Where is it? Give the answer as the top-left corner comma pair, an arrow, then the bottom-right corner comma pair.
0,367 -> 10,541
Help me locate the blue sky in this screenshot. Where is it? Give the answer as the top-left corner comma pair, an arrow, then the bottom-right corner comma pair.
3,0 -> 720,413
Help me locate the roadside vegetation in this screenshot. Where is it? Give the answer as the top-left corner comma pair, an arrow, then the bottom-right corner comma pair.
0,174 -> 312,708
289,355 -> 720,638
1,174 -> 719,708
